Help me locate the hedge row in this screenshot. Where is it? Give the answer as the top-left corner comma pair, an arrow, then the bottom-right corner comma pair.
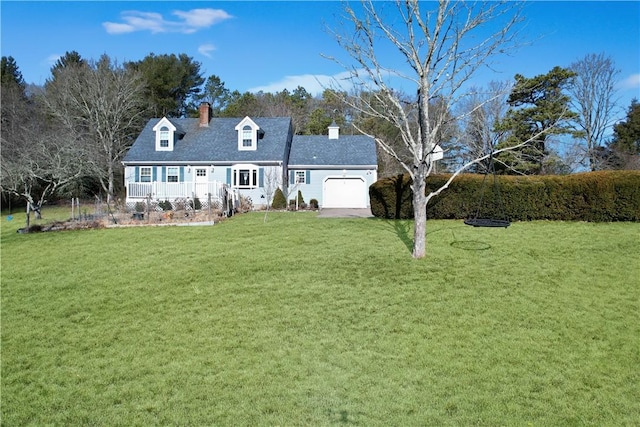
369,171 -> 640,222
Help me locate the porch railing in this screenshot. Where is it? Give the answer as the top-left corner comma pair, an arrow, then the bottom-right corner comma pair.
127,181 -> 228,201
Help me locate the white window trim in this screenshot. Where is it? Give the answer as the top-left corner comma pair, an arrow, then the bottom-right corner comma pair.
140,167 -> 152,182
234,116 -> 260,151
167,167 -> 179,183
153,117 -> 177,151
232,164 -> 259,189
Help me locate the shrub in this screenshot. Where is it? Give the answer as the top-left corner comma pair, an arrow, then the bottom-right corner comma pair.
134,201 -> 146,213
309,199 -> 319,209
158,200 -> 173,211
271,188 -> 287,209
297,190 -> 305,205
239,195 -> 253,213
192,197 -> 202,211
370,171 -> 640,222
174,198 -> 188,211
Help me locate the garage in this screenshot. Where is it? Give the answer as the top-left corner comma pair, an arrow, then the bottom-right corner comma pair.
323,177 -> 367,208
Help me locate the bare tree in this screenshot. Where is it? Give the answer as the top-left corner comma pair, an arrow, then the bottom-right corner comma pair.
326,0 -> 534,258
456,81 -> 511,172
1,107 -> 87,229
568,53 -> 620,171
42,55 -> 146,203
261,166 -> 280,223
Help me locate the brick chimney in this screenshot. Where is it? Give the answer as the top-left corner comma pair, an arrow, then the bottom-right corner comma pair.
199,102 -> 211,127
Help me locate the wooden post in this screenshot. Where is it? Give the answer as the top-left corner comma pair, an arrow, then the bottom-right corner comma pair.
146,194 -> 151,223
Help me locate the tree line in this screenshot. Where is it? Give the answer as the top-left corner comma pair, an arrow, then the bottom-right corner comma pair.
1,49 -> 638,218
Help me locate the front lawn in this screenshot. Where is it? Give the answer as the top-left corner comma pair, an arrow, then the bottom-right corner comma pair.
1,210 -> 638,425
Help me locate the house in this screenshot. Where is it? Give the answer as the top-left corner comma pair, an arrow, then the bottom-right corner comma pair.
288,122 -> 378,208
122,103 -> 377,210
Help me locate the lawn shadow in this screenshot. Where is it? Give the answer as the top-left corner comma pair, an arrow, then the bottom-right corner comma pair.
374,219 -> 494,254
377,218 -> 414,253
447,226 -> 493,251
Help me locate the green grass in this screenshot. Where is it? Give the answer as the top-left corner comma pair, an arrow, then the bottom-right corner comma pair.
1,209 -> 639,426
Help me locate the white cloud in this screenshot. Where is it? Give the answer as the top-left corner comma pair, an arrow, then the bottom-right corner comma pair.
248,71 -> 356,96
172,9 -> 232,32
46,54 -> 62,66
198,44 -> 216,58
103,8 -> 232,35
619,73 -> 640,90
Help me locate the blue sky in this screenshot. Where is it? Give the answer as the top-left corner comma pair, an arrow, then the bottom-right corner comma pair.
2,1 -> 639,115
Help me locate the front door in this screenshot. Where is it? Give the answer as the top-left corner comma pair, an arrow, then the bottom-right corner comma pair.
194,168 -> 209,200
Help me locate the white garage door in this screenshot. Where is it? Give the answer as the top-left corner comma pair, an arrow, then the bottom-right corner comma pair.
323,177 -> 367,208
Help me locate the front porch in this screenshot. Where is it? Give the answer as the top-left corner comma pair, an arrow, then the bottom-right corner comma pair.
125,181 -> 237,211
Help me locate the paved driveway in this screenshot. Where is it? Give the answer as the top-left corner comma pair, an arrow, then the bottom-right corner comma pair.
317,208 -> 374,218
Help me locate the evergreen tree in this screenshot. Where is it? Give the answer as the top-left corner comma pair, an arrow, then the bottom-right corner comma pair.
50,51 -> 87,78
126,53 -> 204,118
610,99 -> 640,155
197,75 -> 230,117
604,99 -> 640,169
496,66 -> 580,174
1,56 -> 26,90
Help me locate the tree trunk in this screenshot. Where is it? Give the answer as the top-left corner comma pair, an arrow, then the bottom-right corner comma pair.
25,202 -> 31,230
106,159 -> 115,205
411,171 -> 428,259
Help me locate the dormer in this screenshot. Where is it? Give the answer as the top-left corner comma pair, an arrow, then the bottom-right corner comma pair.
153,117 -> 177,151
235,116 -> 260,151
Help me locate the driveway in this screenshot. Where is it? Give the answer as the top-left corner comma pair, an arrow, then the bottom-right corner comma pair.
317,208 -> 374,218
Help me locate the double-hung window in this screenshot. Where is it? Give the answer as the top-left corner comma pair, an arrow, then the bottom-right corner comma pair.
295,171 -> 306,184
242,126 -> 253,147
159,126 -> 170,148
167,167 -> 179,183
140,167 -> 152,182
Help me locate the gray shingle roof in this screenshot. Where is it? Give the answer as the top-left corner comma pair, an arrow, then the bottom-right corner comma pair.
289,134 -> 377,167
123,117 -> 293,164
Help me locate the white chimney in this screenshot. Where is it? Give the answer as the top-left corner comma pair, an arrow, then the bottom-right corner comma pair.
328,121 -> 339,140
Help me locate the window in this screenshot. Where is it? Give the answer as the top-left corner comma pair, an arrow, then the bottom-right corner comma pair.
159,126 -> 169,148
232,166 -> 260,188
154,118 -> 176,151
235,117 -> 259,151
295,171 -> 306,184
196,168 -> 207,177
140,167 -> 152,182
242,126 -> 252,147
167,167 -> 179,183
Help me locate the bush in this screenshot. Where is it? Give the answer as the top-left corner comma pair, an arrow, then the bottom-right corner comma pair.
370,171 -> 640,222
271,188 -> 287,209
297,190 -> 305,205
134,201 -> 146,213
239,195 -> 253,213
309,199 -> 319,209
158,200 -> 173,211
192,197 -> 202,211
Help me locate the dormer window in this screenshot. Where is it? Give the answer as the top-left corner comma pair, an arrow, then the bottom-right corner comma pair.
153,117 -> 177,151
159,126 -> 170,148
235,116 -> 260,151
242,126 -> 252,147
